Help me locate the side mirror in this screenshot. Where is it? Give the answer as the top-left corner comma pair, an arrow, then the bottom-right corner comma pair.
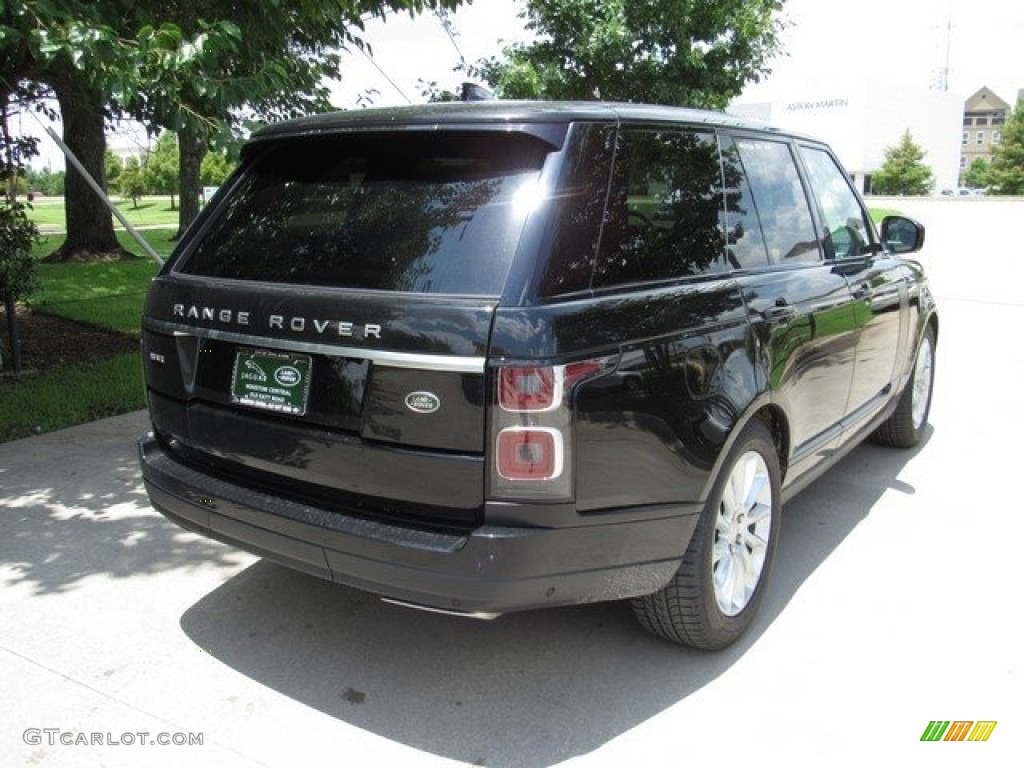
880,215 -> 925,254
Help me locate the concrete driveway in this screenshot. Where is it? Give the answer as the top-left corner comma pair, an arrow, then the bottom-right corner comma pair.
1,198 -> 1020,767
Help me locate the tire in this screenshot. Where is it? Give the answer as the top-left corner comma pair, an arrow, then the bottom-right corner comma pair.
873,325 -> 935,449
631,419 -> 781,650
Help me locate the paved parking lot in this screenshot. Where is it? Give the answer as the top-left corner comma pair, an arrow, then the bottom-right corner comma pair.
1,198 -> 1021,767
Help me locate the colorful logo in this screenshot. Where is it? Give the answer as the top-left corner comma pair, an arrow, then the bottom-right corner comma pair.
921,721 -> 997,742
274,366 -> 301,387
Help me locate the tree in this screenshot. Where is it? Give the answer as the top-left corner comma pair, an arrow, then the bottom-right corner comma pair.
962,157 -> 990,189
0,196 -> 38,373
0,3 -> 199,260
5,171 -> 29,198
1,96 -> 40,374
0,2 -> 173,260
477,0 -> 785,107
120,1 -> 465,239
26,168 -> 65,196
2,1 -> 466,257
143,132 -> 179,209
419,78 -> 460,103
104,148 -> 123,186
119,157 -> 146,209
987,100 -> 1024,195
50,69 -> 123,259
200,151 -> 234,187
872,131 -> 934,196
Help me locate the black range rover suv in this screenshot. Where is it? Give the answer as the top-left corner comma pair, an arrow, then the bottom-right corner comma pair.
138,102 -> 937,649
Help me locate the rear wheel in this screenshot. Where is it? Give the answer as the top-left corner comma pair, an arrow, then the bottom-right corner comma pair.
632,419 -> 781,650
873,325 -> 935,448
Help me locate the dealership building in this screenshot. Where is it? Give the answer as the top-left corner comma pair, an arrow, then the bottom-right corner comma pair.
730,80 -> 964,194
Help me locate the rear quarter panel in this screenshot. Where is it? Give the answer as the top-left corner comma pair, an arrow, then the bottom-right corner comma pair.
490,278 -> 756,511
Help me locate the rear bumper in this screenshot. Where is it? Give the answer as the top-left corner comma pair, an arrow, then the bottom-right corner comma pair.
139,431 -> 700,615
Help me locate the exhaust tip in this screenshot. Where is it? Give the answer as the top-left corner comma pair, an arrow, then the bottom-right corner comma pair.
381,597 -> 501,621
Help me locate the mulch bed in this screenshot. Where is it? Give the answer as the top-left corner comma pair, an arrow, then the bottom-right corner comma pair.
0,305 -> 137,377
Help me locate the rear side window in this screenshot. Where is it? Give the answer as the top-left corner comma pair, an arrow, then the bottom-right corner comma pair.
730,138 -> 820,264
593,129 -> 725,289
535,124 -> 617,298
178,132 -> 551,295
798,146 -> 874,258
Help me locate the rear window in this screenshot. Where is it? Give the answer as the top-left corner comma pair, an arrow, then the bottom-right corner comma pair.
177,132 -> 551,295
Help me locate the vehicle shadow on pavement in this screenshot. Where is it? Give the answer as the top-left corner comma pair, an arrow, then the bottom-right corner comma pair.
179,430 -> 932,768
0,412 -> 241,594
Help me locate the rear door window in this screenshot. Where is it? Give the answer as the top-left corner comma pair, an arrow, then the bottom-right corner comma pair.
729,137 -> 820,265
178,132 -> 551,296
720,136 -> 770,270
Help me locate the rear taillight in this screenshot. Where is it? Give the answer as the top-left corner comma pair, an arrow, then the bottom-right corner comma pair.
496,427 -> 562,481
499,366 -> 557,411
490,359 -> 611,500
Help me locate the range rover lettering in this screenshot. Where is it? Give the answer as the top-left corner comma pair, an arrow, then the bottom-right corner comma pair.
138,102 -> 937,649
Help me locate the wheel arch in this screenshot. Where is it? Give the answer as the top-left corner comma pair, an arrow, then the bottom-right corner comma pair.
698,397 -> 791,503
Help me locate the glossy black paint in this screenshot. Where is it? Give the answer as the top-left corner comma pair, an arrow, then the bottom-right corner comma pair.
141,430 -> 699,613
738,265 -> 857,468
143,278 -> 496,357
148,393 -> 484,527
491,278 -> 752,509
842,255 -> 910,420
142,277 -> 495,525
139,102 -> 938,617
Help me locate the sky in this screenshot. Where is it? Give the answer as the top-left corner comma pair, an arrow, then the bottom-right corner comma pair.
743,0 -> 1024,105
330,0 -> 1023,109
327,1 -> 534,107
19,0 -> 1024,168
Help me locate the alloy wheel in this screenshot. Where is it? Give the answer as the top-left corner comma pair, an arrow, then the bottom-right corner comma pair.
713,451 -> 773,616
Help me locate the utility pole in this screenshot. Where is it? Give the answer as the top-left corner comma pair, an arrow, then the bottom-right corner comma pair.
931,7 -> 953,92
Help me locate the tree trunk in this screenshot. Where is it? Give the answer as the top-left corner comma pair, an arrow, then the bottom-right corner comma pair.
175,125 -> 206,240
3,291 -> 22,374
49,71 -> 123,261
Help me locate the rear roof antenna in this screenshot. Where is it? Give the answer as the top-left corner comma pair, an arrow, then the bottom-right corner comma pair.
461,82 -> 496,102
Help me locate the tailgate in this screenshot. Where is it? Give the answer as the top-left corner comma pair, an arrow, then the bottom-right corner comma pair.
142,278 -> 493,527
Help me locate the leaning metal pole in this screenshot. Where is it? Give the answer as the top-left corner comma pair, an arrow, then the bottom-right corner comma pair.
29,111 -> 165,267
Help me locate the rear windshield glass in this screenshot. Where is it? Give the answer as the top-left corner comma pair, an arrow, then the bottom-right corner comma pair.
177,132 -> 550,295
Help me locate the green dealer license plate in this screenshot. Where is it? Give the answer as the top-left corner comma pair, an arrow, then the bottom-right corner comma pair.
231,349 -> 312,416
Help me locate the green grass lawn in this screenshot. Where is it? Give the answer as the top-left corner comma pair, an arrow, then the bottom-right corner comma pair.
868,207 -> 901,224
31,226 -> 177,261
27,258 -> 161,333
1,228 -> 175,443
28,196 -> 181,231
28,229 -> 172,332
0,353 -> 143,442
113,199 -> 182,229
23,198 -> 67,228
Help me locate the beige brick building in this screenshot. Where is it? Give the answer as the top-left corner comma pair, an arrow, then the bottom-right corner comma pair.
961,87 -> 1012,174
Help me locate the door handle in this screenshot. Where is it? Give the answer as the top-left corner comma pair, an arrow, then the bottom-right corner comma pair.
762,299 -> 797,325
852,283 -> 873,301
